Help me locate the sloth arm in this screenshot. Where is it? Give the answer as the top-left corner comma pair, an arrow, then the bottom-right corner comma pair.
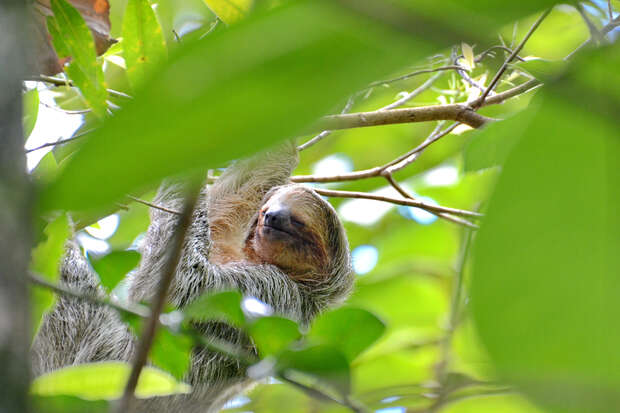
129,144 -> 318,323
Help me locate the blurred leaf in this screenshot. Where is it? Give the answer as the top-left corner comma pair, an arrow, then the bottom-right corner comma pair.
516,58 -> 565,79
151,328 -> 193,379
249,316 -> 301,357
29,214 -> 70,336
463,104 -> 537,172
122,0 -> 167,90
47,0 -> 108,117
31,362 -> 191,400
30,395 -> 108,413
107,200 -> 150,249
462,42 -> 475,70
184,291 -> 245,326
202,0 -> 253,24
471,47 -> 620,413
31,151 -> 60,184
308,307 -> 385,362
38,1 -> 431,213
441,393 -> 543,413
90,250 -> 140,291
23,88 -> 39,139
276,345 -> 351,397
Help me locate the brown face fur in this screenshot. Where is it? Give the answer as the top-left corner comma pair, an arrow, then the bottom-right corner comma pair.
246,186 -> 330,280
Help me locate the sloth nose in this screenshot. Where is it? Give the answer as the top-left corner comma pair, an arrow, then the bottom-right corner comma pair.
264,206 -> 291,229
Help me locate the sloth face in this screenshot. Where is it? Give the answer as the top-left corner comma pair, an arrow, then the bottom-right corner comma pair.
250,186 -> 329,278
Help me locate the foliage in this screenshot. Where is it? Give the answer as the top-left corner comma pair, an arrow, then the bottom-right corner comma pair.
21,0 -> 620,412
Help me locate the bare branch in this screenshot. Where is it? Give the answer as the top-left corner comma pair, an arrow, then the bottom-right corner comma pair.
473,79 -> 541,107
565,14 -> 620,59
313,188 -> 482,219
383,173 -> 478,229
127,195 -> 182,215
368,65 -> 463,88
25,129 -> 95,153
316,104 -> 493,132
576,3 -> 605,44
116,185 -> 200,413
474,8 -> 551,107
26,75 -> 133,99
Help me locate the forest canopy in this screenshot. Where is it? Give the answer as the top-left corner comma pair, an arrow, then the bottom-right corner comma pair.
1,0 -> 619,412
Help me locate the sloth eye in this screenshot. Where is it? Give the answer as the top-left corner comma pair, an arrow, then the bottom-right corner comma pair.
291,217 -> 305,228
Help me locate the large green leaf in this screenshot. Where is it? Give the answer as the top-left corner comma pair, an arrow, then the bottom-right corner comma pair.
276,345 -> 351,397
471,46 -> 620,413
122,0 -> 167,90
47,0 -> 108,117
184,290 -> 245,326
249,316 -> 301,357
150,328 -> 193,380
202,0 -> 253,24
31,362 -> 191,400
308,307 -> 385,362
90,250 -> 141,291
29,214 -> 70,336
30,396 -> 108,413
37,1 -> 432,213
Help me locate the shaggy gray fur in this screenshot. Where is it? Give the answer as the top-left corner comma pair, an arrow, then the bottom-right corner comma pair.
31,147 -> 354,412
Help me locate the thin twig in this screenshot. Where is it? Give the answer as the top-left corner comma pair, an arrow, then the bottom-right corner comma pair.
25,129 -> 95,153
381,71 -> 443,111
565,14 -> 620,59
576,3 -> 605,44
298,96 -> 357,151
609,0 -> 614,20
28,272 -> 150,318
116,185 -> 200,413
299,72 -> 444,151
383,174 -> 478,229
472,79 -> 541,107
475,45 -> 525,63
293,123 -> 459,184
368,65 -> 463,88
474,8 -> 551,107
127,195 -> 182,215
27,75 -> 133,99
313,188 -> 481,219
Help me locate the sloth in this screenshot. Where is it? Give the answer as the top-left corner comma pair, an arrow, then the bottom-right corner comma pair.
31,144 -> 354,412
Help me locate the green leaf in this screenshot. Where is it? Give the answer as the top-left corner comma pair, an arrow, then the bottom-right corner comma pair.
90,250 -> 141,291
122,0 -> 167,90
23,88 -> 39,139
150,328 -> 193,380
29,214 -> 70,336
202,0 -> 253,25
31,362 -> 191,400
471,47 -> 620,413
276,345 -> 351,397
463,104 -> 537,172
38,1 -> 429,213
308,307 -> 385,362
48,0 -> 108,117
31,396 -> 108,413
248,316 -> 301,357
184,291 -> 245,326
31,151 -> 60,184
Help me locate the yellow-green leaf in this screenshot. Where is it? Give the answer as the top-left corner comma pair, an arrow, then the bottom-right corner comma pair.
48,0 -> 108,117
31,362 -> 191,400
122,0 -> 167,90
203,0 -> 253,25
29,214 -> 70,336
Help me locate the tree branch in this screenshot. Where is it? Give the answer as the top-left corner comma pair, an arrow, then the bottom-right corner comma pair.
116,184 -> 200,413
474,8 -> 551,107
26,75 -> 132,99
313,188 -> 482,219
315,104 -> 493,132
